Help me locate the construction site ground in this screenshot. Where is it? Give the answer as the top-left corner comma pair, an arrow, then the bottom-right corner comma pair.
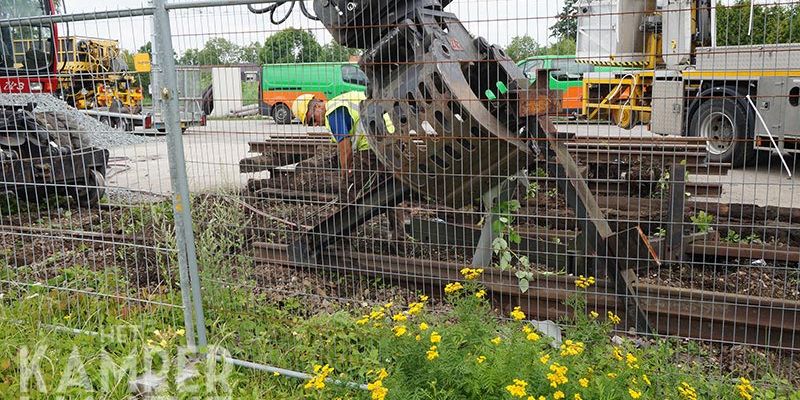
109,119 -> 800,207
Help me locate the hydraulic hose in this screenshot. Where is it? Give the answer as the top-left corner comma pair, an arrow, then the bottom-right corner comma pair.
248,0 -> 319,25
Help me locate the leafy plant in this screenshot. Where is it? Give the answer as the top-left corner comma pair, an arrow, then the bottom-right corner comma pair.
490,200 -> 532,292
690,211 -> 715,234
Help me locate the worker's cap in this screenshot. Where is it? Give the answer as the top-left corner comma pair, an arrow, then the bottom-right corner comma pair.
292,94 -> 320,125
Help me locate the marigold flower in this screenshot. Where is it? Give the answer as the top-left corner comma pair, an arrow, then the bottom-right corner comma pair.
475,289 -> 487,299
736,377 -> 755,400
419,322 -> 429,331
392,313 -> 407,322
505,379 -> 528,398
491,336 -> 502,345
590,311 -> 599,319
392,325 -> 407,337
574,275 -> 596,289
407,302 -> 424,315
547,363 -> 569,388
304,364 -> 333,390
426,345 -> 439,361
419,295 -> 429,302
579,378 -> 589,388
559,339 -> 585,357
574,394 -> 583,400
539,354 -> 551,364
367,379 -> 388,400
476,355 -> 486,364
553,391 -> 565,399
444,282 -> 464,294
629,388 -> 642,399
677,382 -> 698,400
510,306 -> 526,321
608,311 -> 622,325
415,334 -> 421,341
430,331 -> 442,344
376,368 -> 389,380
460,267 -> 484,280
626,352 -> 639,369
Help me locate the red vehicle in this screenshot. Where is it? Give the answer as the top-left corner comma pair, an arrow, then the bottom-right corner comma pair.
0,0 -> 59,94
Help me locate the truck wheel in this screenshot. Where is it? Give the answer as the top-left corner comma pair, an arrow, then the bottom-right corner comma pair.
272,103 -> 293,125
70,170 -> 106,208
690,98 -> 754,167
611,107 -> 639,129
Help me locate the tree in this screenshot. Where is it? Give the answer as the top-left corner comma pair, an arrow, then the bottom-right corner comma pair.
716,0 -> 800,46
540,38 -> 576,56
261,28 -> 322,64
551,0 -> 578,40
505,35 -> 540,61
320,41 -> 361,62
239,42 -> 264,64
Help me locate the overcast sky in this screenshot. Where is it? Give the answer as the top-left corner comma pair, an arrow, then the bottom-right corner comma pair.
60,0 -> 567,54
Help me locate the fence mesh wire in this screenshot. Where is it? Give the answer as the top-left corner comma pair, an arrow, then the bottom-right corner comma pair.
2,0 -> 800,397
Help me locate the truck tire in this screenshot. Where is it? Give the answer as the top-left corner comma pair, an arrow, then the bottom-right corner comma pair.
272,103 -> 292,125
690,97 -> 754,167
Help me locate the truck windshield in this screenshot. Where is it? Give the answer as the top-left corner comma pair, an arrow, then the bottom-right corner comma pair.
1,0 -> 55,74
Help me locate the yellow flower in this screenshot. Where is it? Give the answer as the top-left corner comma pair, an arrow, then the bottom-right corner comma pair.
613,347 -> 624,361
159,339 -> 169,348
579,378 -> 589,388
175,329 -> 185,337
384,302 -> 394,309
559,340 -> 585,357
415,334 -> 421,341
574,395 -> 583,400
590,311 -> 599,319
460,267 -> 484,280
426,345 -> 439,361
356,316 -> 370,325
607,373 -> 618,379
736,377 -> 754,400
475,289 -> 487,299
476,355 -> 486,364
392,325 -> 407,337
304,364 -> 333,390
444,282 -> 464,294
392,313 -> 407,322
626,352 -> 639,369
607,311 -> 622,325
527,332 -> 541,342
574,275 -> 596,289
369,309 -> 385,320
367,379 -> 388,400
491,336 -> 502,345
430,331 -> 442,344
677,382 -> 698,400
510,306 -> 526,321
539,354 -> 551,364
273,371 -> 280,376
505,379 -> 528,398
547,363 -> 569,388
419,322 -> 429,331
642,374 -> 651,386
407,302 -> 424,315
419,295 -> 429,302
629,388 -> 642,399
553,391 -> 565,399
377,368 -> 389,380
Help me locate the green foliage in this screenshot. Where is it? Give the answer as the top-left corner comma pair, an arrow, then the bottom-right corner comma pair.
505,36 -> 540,61
551,0 -> 578,40
319,41 -> 361,62
180,37 -> 242,65
490,200 -> 532,292
261,28 -> 323,64
690,211 -> 715,234
716,0 -> 800,45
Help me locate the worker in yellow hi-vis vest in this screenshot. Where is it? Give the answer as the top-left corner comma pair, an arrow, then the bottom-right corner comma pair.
292,91 -> 368,176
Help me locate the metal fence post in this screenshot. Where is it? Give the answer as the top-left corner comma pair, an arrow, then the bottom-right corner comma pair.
152,0 -> 208,349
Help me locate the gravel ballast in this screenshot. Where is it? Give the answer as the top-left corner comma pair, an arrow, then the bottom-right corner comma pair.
0,93 -> 162,149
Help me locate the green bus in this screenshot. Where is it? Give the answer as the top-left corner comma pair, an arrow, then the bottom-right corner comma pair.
517,55 -> 594,116
259,62 -> 368,124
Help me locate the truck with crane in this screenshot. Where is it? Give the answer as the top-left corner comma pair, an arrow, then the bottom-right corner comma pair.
577,0 -> 800,167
